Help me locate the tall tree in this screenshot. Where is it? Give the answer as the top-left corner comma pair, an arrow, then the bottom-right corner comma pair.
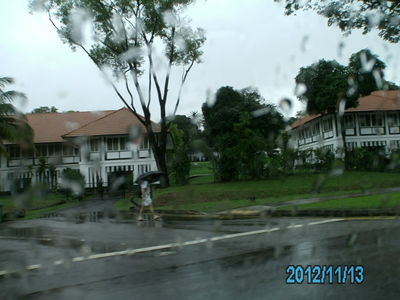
31,0 -> 206,186
277,0 -> 400,43
31,106 -> 58,113
202,86 -> 285,181
348,49 -> 392,95
0,77 -> 33,154
296,59 -> 357,114
169,114 -> 200,144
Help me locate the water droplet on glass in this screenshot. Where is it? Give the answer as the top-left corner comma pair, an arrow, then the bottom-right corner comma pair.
120,47 -> 144,63
69,8 -> 92,44
360,51 -> 376,72
373,69 -> 383,88
338,98 -> 346,117
252,107 -> 271,118
294,83 -> 307,97
162,10 -> 178,27
111,13 -> 126,43
279,98 -> 293,115
206,89 -> 216,108
300,35 -> 309,52
337,41 -> 345,57
129,125 -> 142,142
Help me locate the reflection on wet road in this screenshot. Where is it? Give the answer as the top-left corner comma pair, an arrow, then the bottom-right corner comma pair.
1,216 -> 400,299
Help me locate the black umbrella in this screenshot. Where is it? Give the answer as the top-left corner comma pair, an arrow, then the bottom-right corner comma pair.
134,171 -> 164,184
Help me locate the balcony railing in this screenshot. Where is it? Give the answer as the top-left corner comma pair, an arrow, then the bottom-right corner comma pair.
106,151 -> 133,160
138,149 -> 150,158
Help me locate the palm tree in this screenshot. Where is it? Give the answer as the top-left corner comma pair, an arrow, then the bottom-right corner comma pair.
0,76 -> 33,154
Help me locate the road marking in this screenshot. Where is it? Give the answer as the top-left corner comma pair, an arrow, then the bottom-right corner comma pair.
0,218 -> 343,277
26,264 -> 42,271
287,224 -> 304,229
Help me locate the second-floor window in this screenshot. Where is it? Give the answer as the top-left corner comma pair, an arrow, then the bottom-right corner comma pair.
89,138 -> 99,152
388,113 -> 399,127
304,127 -> 311,139
36,143 -> 62,157
344,115 -> 355,129
63,144 -> 79,156
140,136 -> 149,149
359,114 -> 383,127
8,145 -> 20,159
312,122 -> 320,136
107,137 -> 127,151
322,118 -> 333,132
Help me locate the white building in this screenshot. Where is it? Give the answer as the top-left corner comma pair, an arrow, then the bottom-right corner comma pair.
289,90 -> 400,154
0,108 -> 161,192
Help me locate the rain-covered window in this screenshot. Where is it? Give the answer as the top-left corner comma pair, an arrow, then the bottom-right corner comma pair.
107,136 -> 126,151
344,115 -> 355,129
312,122 -> 320,136
359,113 -> 384,127
7,145 -> 20,159
89,137 -> 99,152
140,136 -> 149,150
322,118 -> 333,132
388,112 -> 400,127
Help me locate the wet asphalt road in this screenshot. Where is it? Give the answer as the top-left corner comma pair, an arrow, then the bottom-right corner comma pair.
1,215 -> 400,299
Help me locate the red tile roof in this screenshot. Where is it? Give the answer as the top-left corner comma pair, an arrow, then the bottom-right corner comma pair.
63,108 -> 160,138
17,108 -> 160,143
291,90 -> 400,129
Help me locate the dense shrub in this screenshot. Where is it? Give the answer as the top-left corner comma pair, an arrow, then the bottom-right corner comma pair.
314,148 -> 335,171
60,168 -> 85,198
345,148 -> 390,171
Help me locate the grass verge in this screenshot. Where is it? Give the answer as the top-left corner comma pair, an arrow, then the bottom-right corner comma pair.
280,192 -> 400,211
154,171 -> 400,205
0,191 -> 80,221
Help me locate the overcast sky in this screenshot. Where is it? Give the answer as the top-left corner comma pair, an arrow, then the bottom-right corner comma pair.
1,0 -> 399,121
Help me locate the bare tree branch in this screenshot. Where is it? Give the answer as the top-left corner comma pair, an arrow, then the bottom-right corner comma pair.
142,36 -> 163,104
47,9 -> 146,127
172,59 -> 195,117
162,27 -> 176,104
147,60 -> 152,110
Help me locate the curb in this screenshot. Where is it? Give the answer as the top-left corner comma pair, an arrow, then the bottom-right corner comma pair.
272,208 -> 400,217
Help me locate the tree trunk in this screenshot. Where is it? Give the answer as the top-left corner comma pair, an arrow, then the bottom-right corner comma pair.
335,114 -> 347,160
147,124 -> 170,187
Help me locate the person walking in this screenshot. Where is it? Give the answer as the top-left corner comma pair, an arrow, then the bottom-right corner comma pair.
137,179 -> 160,221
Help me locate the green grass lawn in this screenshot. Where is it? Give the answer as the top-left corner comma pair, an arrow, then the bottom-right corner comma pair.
115,169 -> 400,213
0,191 -> 78,220
190,161 -> 213,176
280,192 -> 400,211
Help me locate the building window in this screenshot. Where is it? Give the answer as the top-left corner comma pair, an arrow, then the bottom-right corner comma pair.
312,122 -> 320,136
140,136 -> 149,149
299,129 -> 304,140
8,145 -> 20,159
322,117 -> 333,132
63,144 -> 78,156
107,137 -> 127,151
359,113 -> 384,127
304,127 -> 311,139
89,138 -> 99,152
120,137 -> 127,150
48,144 -> 56,156
388,113 -> 399,127
344,115 -> 355,129
36,144 -> 47,157
36,144 -> 61,157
